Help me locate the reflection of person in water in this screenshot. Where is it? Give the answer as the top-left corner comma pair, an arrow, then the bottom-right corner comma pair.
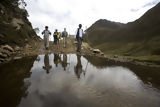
43,54 -> 52,74
61,54 -> 69,71
54,54 -> 61,67
74,54 -> 83,79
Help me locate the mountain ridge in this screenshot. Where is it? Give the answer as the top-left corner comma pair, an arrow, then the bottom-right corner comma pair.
86,3 -> 160,61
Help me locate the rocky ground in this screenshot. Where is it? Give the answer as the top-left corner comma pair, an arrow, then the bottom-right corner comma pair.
0,37 -> 160,67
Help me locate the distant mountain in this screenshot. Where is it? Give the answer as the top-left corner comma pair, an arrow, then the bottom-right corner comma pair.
88,19 -> 124,29
86,3 -> 160,59
86,19 -> 124,46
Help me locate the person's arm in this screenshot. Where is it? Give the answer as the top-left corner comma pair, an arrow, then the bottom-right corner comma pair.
66,32 -> 68,37
75,29 -> 78,38
82,29 -> 85,35
49,30 -> 51,35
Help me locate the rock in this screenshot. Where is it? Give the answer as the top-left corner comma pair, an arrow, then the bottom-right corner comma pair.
89,48 -> 93,51
14,46 -> 21,51
101,53 -> 104,56
11,18 -> 24,30
74,41 -> 78,44
14,57 -> 22,60
2,45 -> 14,52
0,58 -> 5,62
93,49 -> 101,54
25,39 -> 28,43
0,52 -> 8,58
25,44 -> 32,49
0,9 -> 5,15
1,50 -> 11,57
114,55 -> 118,58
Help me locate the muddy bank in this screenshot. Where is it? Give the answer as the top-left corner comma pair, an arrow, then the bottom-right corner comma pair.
0,37 -> 160,68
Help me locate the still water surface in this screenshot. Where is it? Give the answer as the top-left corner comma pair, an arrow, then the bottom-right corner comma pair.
0,54 -> 160,107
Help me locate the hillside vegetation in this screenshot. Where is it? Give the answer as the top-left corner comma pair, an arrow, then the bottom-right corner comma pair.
86,3 -> 160,62
0,0 -> 39,46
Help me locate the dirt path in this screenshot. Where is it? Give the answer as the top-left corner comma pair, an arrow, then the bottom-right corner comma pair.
1,37 -> 160,67
20,37 -> 92,56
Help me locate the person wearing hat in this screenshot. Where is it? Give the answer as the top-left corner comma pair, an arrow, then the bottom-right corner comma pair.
53,29 -> 59,45
75,24 -> 85,52
42,26 -> 51,50
62,28 -> 68,48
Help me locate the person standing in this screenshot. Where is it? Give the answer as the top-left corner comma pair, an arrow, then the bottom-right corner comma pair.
75,24 -> 85,52
57,32 -> 61,44
53,29 -> 58,45
62,28 -> 68,48
42,26 -> 51,50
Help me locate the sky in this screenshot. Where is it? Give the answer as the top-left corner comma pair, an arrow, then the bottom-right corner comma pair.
24,0 -> 160,39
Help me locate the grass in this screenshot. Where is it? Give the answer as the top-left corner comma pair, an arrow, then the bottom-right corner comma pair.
85,3 -> 160,64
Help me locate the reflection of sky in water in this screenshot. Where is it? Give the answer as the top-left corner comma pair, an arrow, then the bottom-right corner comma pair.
19,54 -> 160,107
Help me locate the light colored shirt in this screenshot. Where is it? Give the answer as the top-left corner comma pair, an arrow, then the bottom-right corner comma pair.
42,30 -> 51,38
62,31 -> 68,37
75,28 -> 85,38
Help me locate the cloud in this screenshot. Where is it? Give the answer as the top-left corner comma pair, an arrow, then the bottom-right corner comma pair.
25,0 -> 160,39
143,0 -> 160,8
130,0 -> 160,12
130,9 -> 140,12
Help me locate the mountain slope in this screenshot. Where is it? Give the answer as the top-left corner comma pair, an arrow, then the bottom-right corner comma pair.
86,19 -> 124,46
86,3 -> 160,59
0,2 -> 40,46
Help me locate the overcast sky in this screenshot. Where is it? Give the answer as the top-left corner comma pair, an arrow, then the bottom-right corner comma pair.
25,0 -> 160,39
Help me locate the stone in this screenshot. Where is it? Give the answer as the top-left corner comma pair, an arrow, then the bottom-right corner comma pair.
25,39 -> 28,42
2,45 -> 14,52
93,49 -> 101,54
74,41 -> 78,44
25,44 -> 32,49
14,46 -> 21,51
0,52 -> 8,58
0,9 -> 5,15
1,50 -> 11,57
0,58 -> 5,62
11,18 -> 24,30
114,55 -> 118,58
14,57 -> 22,60
101,53 -> 104,56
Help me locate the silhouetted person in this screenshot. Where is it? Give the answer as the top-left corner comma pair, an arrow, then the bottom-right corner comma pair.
74,54 -> 83,79
62,28 -> 68,48
53,29 -> 58,45
43,54 -> 52,74
75,24 -> 85,52
61,54 -> 68,71
54,54 -> 61,67
42,26 -> 51,50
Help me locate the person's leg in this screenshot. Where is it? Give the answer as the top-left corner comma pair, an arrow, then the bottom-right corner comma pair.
55,38 -> 57,45
79,38 -> 82,52
46,37 -> 49,50
44,37 -> 47,49
54,37 -> 57,44
63,37 -> 66,48
65,37 -> 67,47
77,38 -> 81,52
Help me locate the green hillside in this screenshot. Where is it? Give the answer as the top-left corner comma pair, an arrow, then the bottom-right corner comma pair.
86,3 -> 160,62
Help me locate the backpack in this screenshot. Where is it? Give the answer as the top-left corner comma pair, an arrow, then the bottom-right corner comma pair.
57,34 -> 60,39
76,28 -> 80,38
